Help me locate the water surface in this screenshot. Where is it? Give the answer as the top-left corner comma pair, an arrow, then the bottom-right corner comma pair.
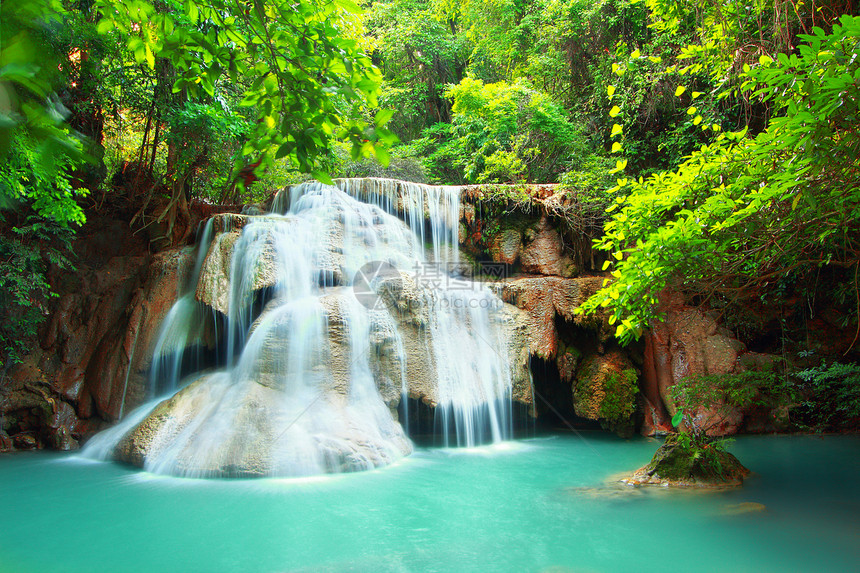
1,434 -> 857,572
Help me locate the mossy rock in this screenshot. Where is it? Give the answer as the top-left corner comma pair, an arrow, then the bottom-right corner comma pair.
624,437 -> 750,488
573,350 -> 638,437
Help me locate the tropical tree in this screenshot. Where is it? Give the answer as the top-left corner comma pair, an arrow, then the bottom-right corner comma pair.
414,77 -> 587,183
579,14 -> 860,345
364,0 -> 468,141
93,0 -> 396,241
0,0 -> 89,226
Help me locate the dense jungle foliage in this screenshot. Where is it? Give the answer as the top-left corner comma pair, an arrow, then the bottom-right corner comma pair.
2,0 -> 860,388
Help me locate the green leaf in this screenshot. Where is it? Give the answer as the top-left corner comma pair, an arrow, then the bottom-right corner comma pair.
273,141 -> 291,159
349,144 -> 361,161
312,170 -> 333,185
375,109 -> 395,127
96,19 -> 114,35
334,0 -> 362,14
671,411 -> 683,427
374,145 -> 390,167
144,44 -> 155,70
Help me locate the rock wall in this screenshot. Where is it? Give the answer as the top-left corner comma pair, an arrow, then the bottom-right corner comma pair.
458,187 -> 646,435
1,216 -> 196,452
640,295 -> 784,436
459,186 -> 786,438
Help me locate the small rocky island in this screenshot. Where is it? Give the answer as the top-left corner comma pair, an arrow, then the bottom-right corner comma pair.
623,435 -> 750,488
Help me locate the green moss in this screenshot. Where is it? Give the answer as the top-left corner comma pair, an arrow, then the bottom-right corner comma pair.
645,434 -> 749,483
599,368 -> 638,423
557,340 -> 582,360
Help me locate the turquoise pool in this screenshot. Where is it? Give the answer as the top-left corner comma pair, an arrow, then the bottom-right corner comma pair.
0,434 -> 857,572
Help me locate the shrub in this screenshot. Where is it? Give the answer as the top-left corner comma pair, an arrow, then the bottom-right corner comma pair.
414,78 -> 588,184
0,217 -> 74,374
793,362 -> 860,431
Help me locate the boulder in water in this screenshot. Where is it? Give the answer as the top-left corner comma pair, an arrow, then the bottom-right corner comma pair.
113,371 -> 413,477
623,435 -> 750,488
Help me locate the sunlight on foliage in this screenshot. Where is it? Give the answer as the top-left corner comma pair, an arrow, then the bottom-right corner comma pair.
579,15 -> 860,344
413,78 -> 585,183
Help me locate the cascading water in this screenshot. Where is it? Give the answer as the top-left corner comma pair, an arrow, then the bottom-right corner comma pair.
147,218 -> 215,397
84,178 -> 530,477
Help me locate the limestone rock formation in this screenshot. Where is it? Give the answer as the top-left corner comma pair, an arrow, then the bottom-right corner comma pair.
194,230 -> 241,314
495,276 -> 611,359
573,349 -> 637,437
641,297 -> 765,436
520,216 -> 577,277
113,371 -> 414,477
112,267 -> 536,476
1,381 -> 80,450
106,181 -> 534,476
3,228 -> 194,451
94,248 -> 198,420
195,222 -> 287,315
0,431 -> 12,451
371,272 -> 534,408
488,228 -> 523,266
114,289 -> 416,477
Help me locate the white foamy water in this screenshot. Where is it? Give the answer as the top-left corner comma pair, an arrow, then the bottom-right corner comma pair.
84,179 -> 522,476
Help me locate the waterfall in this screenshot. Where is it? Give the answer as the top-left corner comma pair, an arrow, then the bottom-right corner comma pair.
83,178 -> 528,477
148,218 -> 215,396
